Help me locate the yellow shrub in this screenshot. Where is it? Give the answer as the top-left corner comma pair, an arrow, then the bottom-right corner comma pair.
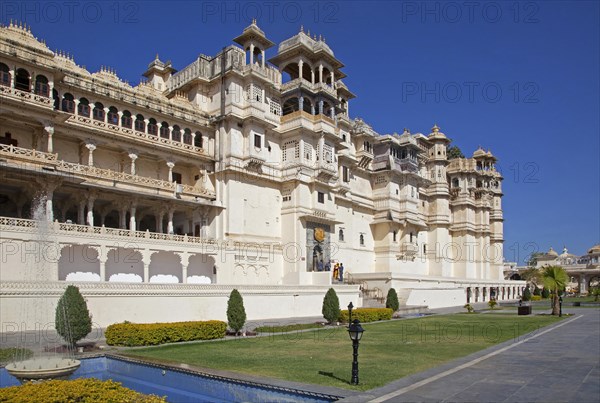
105,320 -> 227,346
0,378 -> 166,402
531,295 -> 542,301
338,308 -> 393,323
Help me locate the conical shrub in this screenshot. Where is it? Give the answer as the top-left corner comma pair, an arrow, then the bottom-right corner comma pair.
55,285 -> 92,348
227,289 -> 246,334
322,288 -> 340,323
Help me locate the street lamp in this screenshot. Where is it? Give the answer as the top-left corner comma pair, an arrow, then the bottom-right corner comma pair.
559,295 -> 563,317
347,319 -> 364,385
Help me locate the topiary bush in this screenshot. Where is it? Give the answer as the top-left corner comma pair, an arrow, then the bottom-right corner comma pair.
0,378 -> 166,402
522,286 -> 532,302
338,308 -> 393,323
227,289 -> 246,334
322,288 -> 340,324
55,285 -> 92,348
488,300 -> 497,309
385,288 -> 400,312
105,320 -> 226,346
533,286 -> 541,296
464,303 -> 475,313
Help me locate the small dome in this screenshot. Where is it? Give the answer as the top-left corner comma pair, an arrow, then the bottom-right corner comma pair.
473,147 -> 487,158
588,244 -> 600,254
547,246 -> 558,257
427,124 -> 450,143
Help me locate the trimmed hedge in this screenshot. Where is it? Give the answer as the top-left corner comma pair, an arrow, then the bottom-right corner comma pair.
0,378 -> 165,402
338,308 -> 393,323
105,320 -> 227,346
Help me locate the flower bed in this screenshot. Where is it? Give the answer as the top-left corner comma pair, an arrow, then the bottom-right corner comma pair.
0,378 -> 166,402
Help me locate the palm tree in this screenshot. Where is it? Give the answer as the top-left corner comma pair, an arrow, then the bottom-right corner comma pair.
542,265 -> 569,315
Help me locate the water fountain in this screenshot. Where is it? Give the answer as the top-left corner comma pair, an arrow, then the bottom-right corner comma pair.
4,191 -> 80,383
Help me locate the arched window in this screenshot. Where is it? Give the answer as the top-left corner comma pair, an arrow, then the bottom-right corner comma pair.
159,122 -> 169,138
194,131 -> 203,148
147,118 -> 158,135
93,102 -> 105,121
0,63 -> 10,87
15,68 -> 30,92
34,75 -> 49,97
410,232 -> 414,243
134,114 -> 145,132
359,234 -> 365,246
393,231 -> 397,242
172,125 -> 181,142
338,229 -> 344,242
183,128 -> 192,145
78,98 -> 90,117
121,111 -> 132,128
107,106 -> 119,124
452,178 -> 459,188
282,98 -> 299,116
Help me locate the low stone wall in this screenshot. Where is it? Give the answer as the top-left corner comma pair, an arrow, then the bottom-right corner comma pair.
0,281 -> 360,331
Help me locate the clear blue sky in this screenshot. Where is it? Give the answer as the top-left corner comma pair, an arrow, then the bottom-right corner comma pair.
4,1 -> 598,261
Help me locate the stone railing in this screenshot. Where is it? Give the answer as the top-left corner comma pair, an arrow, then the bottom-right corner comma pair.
0,144 -> 58,164
280,78 -> 337,98
241,63 -> 281,84
0,216 -> 218,246
0,85 -> 53,107
67,115 -> 208,157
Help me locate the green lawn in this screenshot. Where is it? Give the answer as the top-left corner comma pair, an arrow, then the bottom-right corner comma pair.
124,314 -> 563,391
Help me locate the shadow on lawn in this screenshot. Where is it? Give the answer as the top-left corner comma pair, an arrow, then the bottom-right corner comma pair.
318,370 -> 350,385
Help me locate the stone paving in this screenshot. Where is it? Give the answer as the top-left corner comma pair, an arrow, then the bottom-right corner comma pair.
344,307 -> 600,403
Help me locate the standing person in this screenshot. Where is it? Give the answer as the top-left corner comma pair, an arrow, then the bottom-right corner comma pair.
338,263 -> 344,282
325,261 -> 331,272
317,260 -> 324,272
333,263 -> 339,281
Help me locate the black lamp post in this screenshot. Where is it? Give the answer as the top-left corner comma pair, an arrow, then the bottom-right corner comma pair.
348,319 -> 364,385
559,295 -> 563,317
348,302 -> 354,323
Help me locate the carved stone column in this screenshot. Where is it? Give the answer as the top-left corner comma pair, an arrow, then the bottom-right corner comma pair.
128,150 -> 138,175
166,161 -> 175,182
167,206 -> 175,234
129,201 -> 137,232
85,142 -> 96,166
44,123 -> 54,153
86,190 -> 97,226
177,252 -> 190,284
142,251 -> 152,283
36,178 -> 61,221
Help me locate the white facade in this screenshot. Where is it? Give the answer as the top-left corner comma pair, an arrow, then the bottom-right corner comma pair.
0,22 -> 524,328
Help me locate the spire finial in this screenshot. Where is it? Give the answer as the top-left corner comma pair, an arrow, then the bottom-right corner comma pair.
319,34 -> 322,41
322,36 -> 326,43
300,25 -> 304,33
432,124 -> 440,132
252,18 -> 256,25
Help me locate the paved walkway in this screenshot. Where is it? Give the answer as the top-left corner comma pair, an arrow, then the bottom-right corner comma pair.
344,307 -> 600,402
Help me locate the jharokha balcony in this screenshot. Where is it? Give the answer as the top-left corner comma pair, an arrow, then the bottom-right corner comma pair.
0,143 -> 215,200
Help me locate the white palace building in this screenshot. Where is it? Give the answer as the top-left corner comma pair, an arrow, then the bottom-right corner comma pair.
0,21 -> 525,329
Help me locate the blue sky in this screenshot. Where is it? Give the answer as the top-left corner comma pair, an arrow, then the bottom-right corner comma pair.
4,1 -> 598,260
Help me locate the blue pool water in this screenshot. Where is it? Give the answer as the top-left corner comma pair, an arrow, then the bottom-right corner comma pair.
1,355 -> 339,402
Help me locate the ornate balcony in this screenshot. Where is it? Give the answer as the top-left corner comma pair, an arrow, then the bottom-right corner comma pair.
0,216 -> 218,250
0,85 -> 53,109
0,144 -> 58,165
0,144 -> 215,199
66,115 -> 209,159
